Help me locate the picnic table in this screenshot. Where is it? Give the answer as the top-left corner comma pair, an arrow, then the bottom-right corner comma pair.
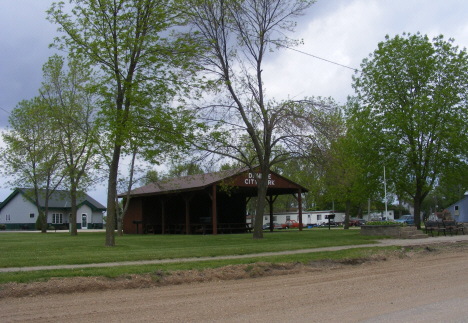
217,223 -> 252,234
424,221 -> 446,236
442,220 -> 465,236
424,220 -> 466,237
139,222 -> 253,234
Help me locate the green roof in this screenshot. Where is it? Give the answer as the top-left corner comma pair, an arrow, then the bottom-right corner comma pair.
0,188 -> 106,212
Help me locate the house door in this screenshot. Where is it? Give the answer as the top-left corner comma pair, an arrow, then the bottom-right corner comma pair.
81,214 -> 88,229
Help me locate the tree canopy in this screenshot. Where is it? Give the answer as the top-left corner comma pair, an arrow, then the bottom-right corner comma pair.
40,54 -> 99,235
186,0 -> 340,238
349,33 -> 468,228
48,0 -> 202,245
1,98 -> 65,232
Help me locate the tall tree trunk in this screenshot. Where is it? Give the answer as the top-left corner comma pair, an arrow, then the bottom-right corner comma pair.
398,197 -> 403,219
357,202 -> 362,218
414,193 -> 422,230
33,187 -> 48,233
105,144 -> 121,247
253,169 -> 269,239
344,200 -> 351,229
42,188 -> 49,233
70,183 -> 78,235
116,196 -> 123,237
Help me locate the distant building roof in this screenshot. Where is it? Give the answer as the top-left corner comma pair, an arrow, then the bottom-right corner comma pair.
0,188 -> 106,212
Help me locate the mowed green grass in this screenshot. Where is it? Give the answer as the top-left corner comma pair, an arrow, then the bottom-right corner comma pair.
0,246 -> 399,284
0,229 -> 382,268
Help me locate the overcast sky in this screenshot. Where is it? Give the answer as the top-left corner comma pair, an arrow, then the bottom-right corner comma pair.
1,0 -> 468,205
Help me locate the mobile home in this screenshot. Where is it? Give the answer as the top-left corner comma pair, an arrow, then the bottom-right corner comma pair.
262,211 -> 346,226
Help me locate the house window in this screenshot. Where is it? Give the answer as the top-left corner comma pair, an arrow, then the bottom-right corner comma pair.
30,213 -> 35,218
455,206 -> 459,211
273,216 -> 277,221
286,216 -> 290,221
317,215 -> 322,221
264,216 -> 268,220
52,213 -> 63,224
5,214 -> 10,222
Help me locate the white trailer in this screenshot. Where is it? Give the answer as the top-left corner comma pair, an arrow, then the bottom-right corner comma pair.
262,210 -> 346,226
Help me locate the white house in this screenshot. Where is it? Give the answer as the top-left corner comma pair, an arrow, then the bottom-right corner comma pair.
262,210 -> 346,226
0,188 -> 106,230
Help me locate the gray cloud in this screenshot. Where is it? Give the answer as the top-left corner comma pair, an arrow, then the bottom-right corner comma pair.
1,0 -> 468,203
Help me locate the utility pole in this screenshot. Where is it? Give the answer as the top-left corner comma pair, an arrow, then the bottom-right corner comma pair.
384,166 -> 388,220
368,198 -> 371,221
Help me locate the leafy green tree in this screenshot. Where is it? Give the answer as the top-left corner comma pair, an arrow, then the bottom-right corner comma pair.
142,170 -> 161,186
350,33 -> 468,229
273,159 -> 324,212
322,133 -> 366,228
166,161 -> 205,178
40,54 -> 99,235
48,0 -> 202,246
434,170 -> 468,208
186,0 -> 340,238
1,99 -> 65,232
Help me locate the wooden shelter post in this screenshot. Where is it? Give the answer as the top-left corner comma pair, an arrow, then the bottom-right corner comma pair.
183,194 -> 193,235
245,197 -> 251,230
212,185 -> 217,235
266,195 -> 278,232
270,195 -> 274,232
298,188 -> 303,231
161,198 -> 165,235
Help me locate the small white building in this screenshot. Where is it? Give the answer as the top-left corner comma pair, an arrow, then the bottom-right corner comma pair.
0,188 -> 106,230
367,210 -> 395,221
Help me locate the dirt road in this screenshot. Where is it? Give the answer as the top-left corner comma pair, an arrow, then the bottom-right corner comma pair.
2,243 -> 468,322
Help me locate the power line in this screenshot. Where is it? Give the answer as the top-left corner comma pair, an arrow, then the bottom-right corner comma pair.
0,107 -> 11,115
232,25 -> 362,72
285,46 -> 360,72
271,40 -> 361,72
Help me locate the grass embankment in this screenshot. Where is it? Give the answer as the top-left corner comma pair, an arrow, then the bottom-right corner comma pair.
0,230 -> 394,284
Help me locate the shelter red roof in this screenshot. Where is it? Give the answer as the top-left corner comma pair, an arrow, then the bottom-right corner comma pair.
119,167 -> 308,198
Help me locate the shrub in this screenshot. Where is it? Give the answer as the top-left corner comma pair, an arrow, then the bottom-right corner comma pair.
35,215 -> 42,230
48,226 -> 55,231
365,221 -> 399,226
0,224 -> 6,230
58,225 -> 67,230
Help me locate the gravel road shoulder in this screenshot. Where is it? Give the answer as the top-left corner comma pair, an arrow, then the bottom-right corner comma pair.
2,241 -> 468,322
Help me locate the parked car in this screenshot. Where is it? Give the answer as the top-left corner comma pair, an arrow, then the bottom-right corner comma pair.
282,220 -> 307,229
357,219 -> 366,226
320,220 -> 338,227
263,222 -> 281,230
349,218 -> 366,226
394,215 -> 414,225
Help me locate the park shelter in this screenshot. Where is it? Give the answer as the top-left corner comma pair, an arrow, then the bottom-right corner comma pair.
121,167 -> 309,235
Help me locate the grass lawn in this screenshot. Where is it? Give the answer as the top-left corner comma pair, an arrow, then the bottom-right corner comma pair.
0,246 -> 399,284
0,229 -> 393,284
0,229 -> 384,268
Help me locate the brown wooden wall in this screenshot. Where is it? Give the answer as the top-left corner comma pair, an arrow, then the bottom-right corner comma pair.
122,188 -> 248,234
123,198 -> 142,234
